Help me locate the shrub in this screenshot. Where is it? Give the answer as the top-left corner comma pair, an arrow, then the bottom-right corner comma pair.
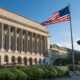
19,65 -> 45,80
76,65 -> 80,71
50,67 -> 58,77
0,68 -> 15,80
55,67 -> 66,77
68,65 -> 73,71
9,67 -> 27,80
0,65 -> 68,80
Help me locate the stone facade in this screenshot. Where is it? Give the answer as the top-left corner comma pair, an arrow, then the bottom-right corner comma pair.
45,44 -> 70,65
0,8 -> 49,66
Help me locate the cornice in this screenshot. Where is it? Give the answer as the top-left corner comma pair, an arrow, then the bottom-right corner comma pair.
0,8 -> 49,34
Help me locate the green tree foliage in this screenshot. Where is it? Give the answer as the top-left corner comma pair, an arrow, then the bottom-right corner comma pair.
53,58 -> 71,66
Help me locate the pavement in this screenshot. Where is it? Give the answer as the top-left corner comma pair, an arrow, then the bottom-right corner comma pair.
41,72 -> 80,80
54,71 -> 80,80
54,76 -> 80,80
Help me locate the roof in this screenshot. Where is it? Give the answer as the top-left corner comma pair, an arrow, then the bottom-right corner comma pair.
0,7 -> 48,33
51,44 -> 80,53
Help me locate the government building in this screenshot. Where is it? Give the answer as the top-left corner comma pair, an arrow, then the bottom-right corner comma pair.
46,44 -> 80,65
0,8 -> 49,66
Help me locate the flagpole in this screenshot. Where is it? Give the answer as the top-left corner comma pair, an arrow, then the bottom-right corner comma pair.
69,4 -> 75,72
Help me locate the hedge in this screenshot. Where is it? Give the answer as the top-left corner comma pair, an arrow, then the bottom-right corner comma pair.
0,65 -> 69,80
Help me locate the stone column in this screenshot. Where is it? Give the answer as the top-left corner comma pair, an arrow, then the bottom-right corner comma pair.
1,55 -> 4,65
25,31 -> 28,53
32,33 -> 36,53
42,36 -> 44,54
33,60 -> 35,65
15,28 -> 18,53
34,34 -> 36,53
21,30 -> 23,53
44,37 -> 47,54
31,33 -> 33,54
23,32 -> 26,53
29,32 -> 32,53
27,59 -> 29,65
46,37 -> 48,52
1,23 -> 4,51
47,36 -> 50,50
0,24 -> 2,49
39,35 -> 41,54
40,36 -> 42,54
8,26 -> 11,52
27,32 -> 29,52
35,34 -> 37,54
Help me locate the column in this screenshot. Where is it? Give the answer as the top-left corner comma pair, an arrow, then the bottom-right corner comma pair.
47,36 -> 50,50
8,26 -> 11,52
1,23 -> 4,51
6,26 -> 9,51
27,32 -> 29,52
1,55 -> 4,65
34,34 -> 36,53
27,59 -> 29,65
0,24 -> 1,49
25,31 -> 28,53
15,28 -> 18,53
41,36 -> 42,54
42,36 -> 44,54
46,37 -> 48,52
32,33 -> 36,53
31,33 -> 33,54
44,37 -> 47,54
39,35 -> 41,54
35,34 -> 37,54
21,30 -> 23,53
29,32 -> 32,53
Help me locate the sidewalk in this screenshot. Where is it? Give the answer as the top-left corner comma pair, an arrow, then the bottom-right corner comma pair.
55,71 -> 80,80
54,76 -> 80,80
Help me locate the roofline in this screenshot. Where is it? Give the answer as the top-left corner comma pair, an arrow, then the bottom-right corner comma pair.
0,7 -> 42,25
0,7 -> 49,33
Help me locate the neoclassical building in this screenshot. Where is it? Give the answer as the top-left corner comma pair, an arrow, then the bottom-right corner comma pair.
0,8 -> 49,66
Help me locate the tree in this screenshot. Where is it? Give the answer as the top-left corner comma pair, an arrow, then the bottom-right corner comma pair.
53,58 -> 71,66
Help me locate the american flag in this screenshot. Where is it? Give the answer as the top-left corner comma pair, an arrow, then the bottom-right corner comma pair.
41,6 -> 70,26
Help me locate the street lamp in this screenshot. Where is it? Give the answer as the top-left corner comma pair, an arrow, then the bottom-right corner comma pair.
77,40 -> 80,45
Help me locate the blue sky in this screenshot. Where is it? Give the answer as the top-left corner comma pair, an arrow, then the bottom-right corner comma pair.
0,0 -> 80,50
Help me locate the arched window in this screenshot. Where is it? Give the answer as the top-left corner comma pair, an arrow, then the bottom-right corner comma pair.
11,56 -> 15,64
34,58 -> 37,64
18,56 -> 22,64
29,57 -> 33,65
39,58 -> 42,64
23,57 -> 27,65
43,59 -> 45,64
4,55 -> 9,64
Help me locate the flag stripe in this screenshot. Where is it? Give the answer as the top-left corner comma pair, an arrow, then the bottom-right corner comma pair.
48,12 -> 59,20
41,6 -> 70,26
